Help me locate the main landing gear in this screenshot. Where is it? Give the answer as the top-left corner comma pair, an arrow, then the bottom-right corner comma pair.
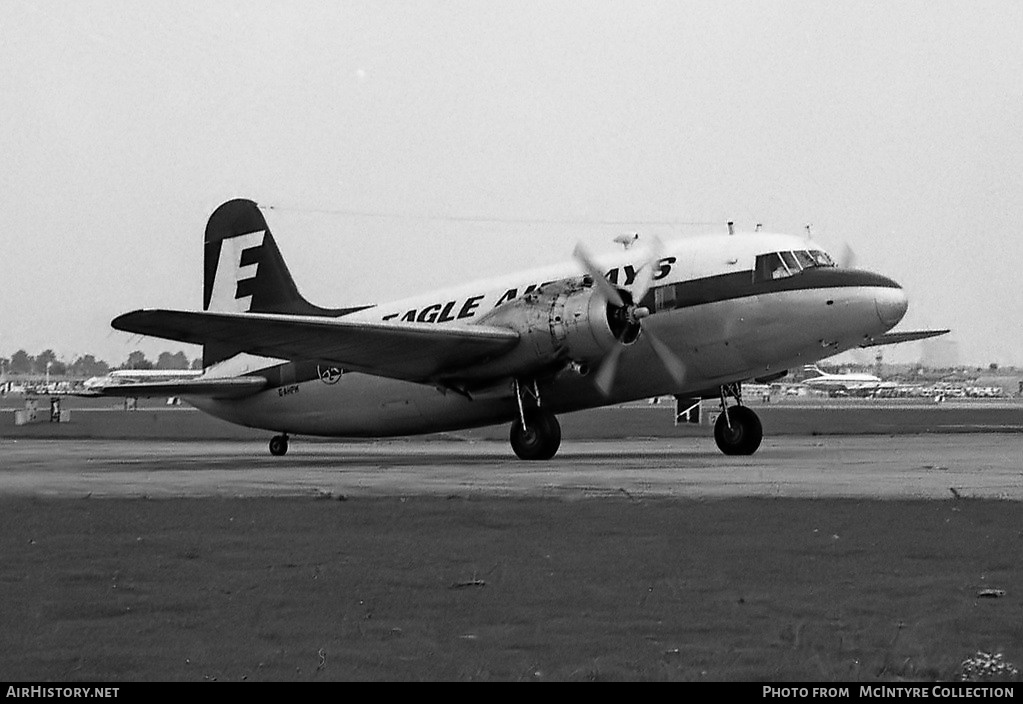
509,379 -> 561,460
269,433 -> 289,456
713,383 -> 763,455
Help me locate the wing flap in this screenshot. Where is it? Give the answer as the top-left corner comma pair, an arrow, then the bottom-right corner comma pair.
112,309 -> 520,382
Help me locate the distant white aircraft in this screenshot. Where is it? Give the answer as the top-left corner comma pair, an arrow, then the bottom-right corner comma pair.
84,199 -> 947,458
801,364 -> 889,396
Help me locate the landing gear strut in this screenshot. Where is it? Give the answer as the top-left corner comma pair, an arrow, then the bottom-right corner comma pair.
509,379 -> 561,460
714,383 -> 763,456
269,433 -> 289,457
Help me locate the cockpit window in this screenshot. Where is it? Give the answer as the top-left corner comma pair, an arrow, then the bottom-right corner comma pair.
809,250 -> 835,267
754,252 -> 792,282
794,250 -> 815,269
755,249 -> 838,282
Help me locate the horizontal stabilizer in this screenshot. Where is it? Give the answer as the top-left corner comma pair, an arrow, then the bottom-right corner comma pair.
859,329 -> 950,348
112,309 -> 521,383
78,376 -> 267,399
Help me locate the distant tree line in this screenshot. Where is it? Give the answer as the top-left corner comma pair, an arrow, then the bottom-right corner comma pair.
1,349 -> 202,377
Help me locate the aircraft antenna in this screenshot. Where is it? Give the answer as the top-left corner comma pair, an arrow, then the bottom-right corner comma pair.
257,203 -> 719,229
727,221 -> 734,235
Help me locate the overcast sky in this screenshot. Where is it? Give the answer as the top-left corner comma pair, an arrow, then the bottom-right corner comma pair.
2,1 -> 1021,368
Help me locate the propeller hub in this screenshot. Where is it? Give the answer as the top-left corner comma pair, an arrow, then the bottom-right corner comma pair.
573,237 -> 686,395
630,306 -> 650,323
606,290 -> 643,344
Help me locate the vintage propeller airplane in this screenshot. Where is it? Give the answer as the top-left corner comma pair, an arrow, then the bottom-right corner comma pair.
85,199 -> 947,458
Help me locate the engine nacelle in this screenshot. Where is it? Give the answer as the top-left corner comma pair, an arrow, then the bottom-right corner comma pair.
452,279 -> 622,382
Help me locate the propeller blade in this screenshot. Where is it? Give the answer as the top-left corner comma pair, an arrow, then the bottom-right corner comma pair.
642,324 -> 686,386
839,243 -> 857,269
630,235 -> 664,303
593,343 -> 625,396
573,243 -> 625,308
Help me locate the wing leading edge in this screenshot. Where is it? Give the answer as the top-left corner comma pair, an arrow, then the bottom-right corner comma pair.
859,329 -> 950,348
112,309 -> 521,383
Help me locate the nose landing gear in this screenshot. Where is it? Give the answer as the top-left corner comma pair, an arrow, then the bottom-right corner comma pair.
714,383 -> 763,455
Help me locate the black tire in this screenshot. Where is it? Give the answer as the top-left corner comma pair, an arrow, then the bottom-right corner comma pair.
714,406 -> 763,456
269,435 -> 289,456
510,410 -> 562,460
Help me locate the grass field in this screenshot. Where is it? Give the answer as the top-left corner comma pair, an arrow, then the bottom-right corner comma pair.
2,495 -> 1020,681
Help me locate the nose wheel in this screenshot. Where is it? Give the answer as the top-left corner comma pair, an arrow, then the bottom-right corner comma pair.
714,406 -> 762,455
269,434 -> 289,456
713,384 -> 763,455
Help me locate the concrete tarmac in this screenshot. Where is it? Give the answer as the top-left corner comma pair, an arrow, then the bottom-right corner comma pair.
1,434 -> 1020,500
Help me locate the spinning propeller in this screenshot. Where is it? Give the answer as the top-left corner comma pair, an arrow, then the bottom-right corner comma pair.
838,242 -> 857,269
572,237 -> 686,396
806,223 -> 856,269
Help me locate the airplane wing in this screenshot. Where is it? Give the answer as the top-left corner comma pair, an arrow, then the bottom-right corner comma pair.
112,309 -> 521,383
859,329 -> 950,347
78,376 -> 267,399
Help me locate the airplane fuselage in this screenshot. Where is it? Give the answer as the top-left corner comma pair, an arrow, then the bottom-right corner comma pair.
188,231 -> 907,436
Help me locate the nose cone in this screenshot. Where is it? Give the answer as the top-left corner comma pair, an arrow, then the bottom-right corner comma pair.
875,285 -> 908,327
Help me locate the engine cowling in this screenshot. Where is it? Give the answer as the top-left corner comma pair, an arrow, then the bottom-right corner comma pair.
453,279 -> 627,382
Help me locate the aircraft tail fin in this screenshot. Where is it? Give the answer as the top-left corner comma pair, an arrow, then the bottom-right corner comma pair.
201,199 -> 366,366
205,199 -> 325,317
